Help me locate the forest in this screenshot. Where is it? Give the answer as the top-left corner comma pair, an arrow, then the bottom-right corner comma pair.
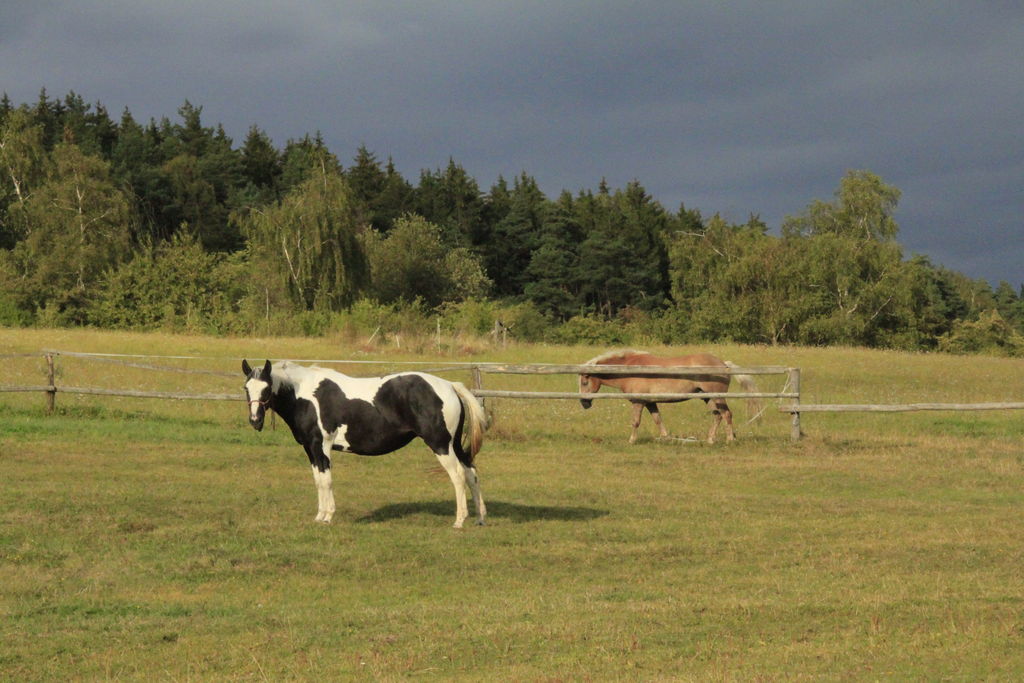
1,89 -> 1021,355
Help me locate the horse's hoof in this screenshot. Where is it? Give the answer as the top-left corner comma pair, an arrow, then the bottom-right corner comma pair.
476,519 -> 487,526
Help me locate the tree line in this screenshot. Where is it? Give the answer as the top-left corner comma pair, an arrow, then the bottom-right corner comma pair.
1,89 -> 1022,355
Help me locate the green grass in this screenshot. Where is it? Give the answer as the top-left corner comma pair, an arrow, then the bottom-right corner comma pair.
1,328 -> 1023,680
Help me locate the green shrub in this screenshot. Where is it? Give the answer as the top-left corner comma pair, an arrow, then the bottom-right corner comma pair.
638,308 -> 696,345
437,299 -> 501,336
500,301 -> 552,343
0,292 -> 31,327
334,298 -> 431,341
437,299 -> 553,342
87,234 -> 245,333
938,310 -> 1024,357
548,314 -> 633,345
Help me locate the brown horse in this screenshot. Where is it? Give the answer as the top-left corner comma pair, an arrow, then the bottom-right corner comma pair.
578,349 -> 762,444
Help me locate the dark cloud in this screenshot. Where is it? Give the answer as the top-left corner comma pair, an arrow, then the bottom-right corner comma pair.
2,1 -> 1021,284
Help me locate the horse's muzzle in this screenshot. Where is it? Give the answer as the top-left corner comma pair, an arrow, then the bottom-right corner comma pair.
249,416 -> 265,431
580,399 -> 593,410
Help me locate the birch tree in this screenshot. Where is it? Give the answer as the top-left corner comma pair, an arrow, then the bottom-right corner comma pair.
5,141 -> 132,319
0,109 -> 47,246
242,161 -> 368,311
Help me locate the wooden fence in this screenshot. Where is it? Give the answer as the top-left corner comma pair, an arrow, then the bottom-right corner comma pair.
4,351 -> 1023,441
0,351 -> 802,439
0,351 -> 240,414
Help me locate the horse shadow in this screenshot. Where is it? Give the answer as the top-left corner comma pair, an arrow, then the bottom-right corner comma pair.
356,500 -> 609,524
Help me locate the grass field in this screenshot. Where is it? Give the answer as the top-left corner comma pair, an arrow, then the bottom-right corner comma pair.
2,328 -> 1023,680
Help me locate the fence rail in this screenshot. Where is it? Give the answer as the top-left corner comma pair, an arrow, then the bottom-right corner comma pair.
478,363 -> 789,376
0,383 -> 241,401
477,390 -> 794,401
781,402 -> 1024,413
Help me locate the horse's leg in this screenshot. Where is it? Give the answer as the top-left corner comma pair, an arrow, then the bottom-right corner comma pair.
463,466 -> 487,526
317,467 -> 335,524
302,442 -> 324,521
318,434 -> 337,523
629,402 -> 644,444
304,436 -> 335,523
308,468 -> 335,522
309,466 -> 329,522
718,400 -> 737,442
707,410 -> 722,444
647,403 -> 670,439
435,451 -> 470,529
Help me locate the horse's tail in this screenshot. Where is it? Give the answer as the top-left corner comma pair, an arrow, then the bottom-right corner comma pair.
452,381 -> 488,464
725,361 -> 765,423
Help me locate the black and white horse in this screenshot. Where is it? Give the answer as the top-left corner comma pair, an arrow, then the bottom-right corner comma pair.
242,359 -> 488,528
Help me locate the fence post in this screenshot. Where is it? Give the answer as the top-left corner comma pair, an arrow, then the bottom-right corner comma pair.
471,365 -> 491,421
45,352 -> 56,415
789,367 -> 801,441
471,366 -> 483,399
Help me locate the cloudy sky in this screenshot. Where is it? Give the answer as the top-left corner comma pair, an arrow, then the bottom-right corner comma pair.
2,1 -> 1021,285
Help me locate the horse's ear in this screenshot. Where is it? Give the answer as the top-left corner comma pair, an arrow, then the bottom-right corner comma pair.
242,359 -> 252,376
262,359 -> 272,377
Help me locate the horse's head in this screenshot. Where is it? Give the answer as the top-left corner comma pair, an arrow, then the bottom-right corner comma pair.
242,359 -> 273,431
579,372 -> 600,409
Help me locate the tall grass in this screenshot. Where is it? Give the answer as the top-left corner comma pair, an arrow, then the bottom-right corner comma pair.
1,328 -> 1023,680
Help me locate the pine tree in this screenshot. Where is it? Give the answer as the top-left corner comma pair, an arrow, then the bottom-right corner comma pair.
413,159 -> 484,247
485,173 -> 546,297
575,182 -> 669,315
280,133 -> 340,192
240,125 -> 282,200
994,280 -> 1024,331
523,191 -> 582,319
346,146 -> 412,232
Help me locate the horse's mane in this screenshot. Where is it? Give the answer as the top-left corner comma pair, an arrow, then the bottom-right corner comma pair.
272,360 -> 312,386
583,349 -> 646,366
273,361 -> 358,389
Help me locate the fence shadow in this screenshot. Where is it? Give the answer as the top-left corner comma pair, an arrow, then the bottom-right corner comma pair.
356,499 -> 609,524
